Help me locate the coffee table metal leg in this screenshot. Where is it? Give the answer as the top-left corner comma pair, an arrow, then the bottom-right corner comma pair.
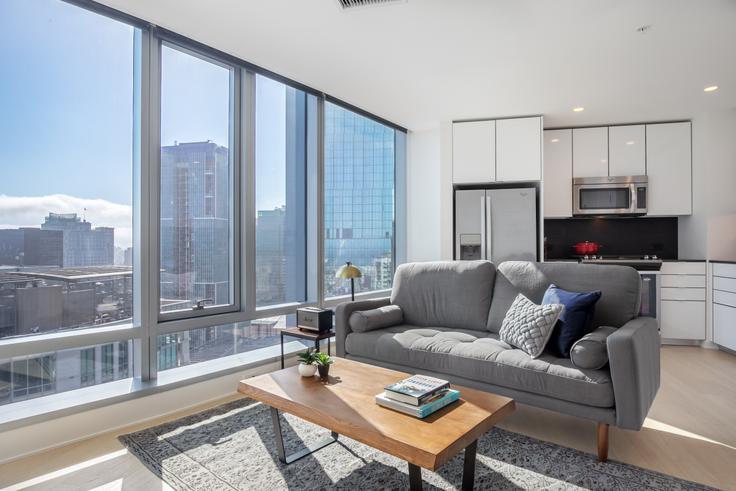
408,463 -> 423,490
462,439 -> 478,490
270,407 -> 338,464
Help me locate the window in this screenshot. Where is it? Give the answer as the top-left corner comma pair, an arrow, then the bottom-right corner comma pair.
255,75 -> 315,307
0,341 -> 133,406
156,315 -> 299,371
323,103 -> 396,298
159,44 -> 234,315
0,0 -> 137,340
0,0 -> 404,418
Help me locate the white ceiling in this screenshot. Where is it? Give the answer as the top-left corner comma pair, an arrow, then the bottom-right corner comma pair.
98,0 -> 736,131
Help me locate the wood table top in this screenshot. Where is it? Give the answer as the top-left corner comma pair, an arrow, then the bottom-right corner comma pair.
237,358 -> 515,470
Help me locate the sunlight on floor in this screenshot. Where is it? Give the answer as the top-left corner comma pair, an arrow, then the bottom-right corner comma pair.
643,418 -> 736,451
2,449 -> 128,491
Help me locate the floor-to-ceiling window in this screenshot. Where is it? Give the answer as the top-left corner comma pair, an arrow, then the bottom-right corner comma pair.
323,103 -> 397,298
0,0 -> 404,416
0,0 -> 138,405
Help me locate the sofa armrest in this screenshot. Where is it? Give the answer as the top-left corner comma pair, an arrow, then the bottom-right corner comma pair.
607,316 -> 661,430
335,297 -> 391,357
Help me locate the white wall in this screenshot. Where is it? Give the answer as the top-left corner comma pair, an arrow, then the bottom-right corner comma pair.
679,108 -> 736,261
406,127 -> 442,261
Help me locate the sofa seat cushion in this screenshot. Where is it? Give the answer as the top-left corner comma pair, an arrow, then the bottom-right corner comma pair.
345,325 -> 614,408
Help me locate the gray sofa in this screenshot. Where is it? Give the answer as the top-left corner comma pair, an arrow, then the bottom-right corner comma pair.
335,260 -> 660,461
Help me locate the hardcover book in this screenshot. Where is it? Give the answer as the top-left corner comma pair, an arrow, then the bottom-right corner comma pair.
384,374 -> 450,406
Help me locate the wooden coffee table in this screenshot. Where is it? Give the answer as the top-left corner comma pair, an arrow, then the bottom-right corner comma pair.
237,358 -> 515,490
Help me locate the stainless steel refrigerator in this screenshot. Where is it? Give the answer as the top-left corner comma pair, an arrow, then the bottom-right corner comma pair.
455,187 -> 538,263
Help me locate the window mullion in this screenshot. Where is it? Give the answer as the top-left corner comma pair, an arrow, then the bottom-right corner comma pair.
243,70 -> 257,317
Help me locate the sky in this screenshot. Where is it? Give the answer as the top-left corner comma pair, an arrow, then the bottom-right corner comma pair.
0,0 -> 288,249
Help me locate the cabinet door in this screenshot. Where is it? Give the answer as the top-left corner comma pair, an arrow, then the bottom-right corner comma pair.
646,122 -> 692,215
572,127 -> 608,177
496,117 -> 542,182
543,129 -> 572,217
452,120 -> 495,184
660,300 -> 705,340
609,125 -> 645,176
714,304 -> 736,351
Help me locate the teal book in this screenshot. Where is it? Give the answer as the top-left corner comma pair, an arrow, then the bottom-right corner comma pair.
375,389 -> 461,419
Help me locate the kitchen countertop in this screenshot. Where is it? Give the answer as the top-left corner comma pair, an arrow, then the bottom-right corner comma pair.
710,259 -> 736,264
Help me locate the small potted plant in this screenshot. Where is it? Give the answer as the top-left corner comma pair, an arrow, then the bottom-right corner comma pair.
314,352 -> 334,379
297,348 -> 317,377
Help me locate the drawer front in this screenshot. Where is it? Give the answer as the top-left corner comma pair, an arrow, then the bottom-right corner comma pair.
660,287 -> 706,301
714,276 -> 736,293
713,262 -> 736,279
713,303 -> 736,350
660,300 -> 705,340
660,275 -> 706,288
714,290 -> 736,308
660,262 -> 706,275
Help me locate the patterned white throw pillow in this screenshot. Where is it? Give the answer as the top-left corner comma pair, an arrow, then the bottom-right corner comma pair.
500,293 -> 564,358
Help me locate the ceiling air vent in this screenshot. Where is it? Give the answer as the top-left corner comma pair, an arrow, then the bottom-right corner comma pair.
337,0 -> 406,10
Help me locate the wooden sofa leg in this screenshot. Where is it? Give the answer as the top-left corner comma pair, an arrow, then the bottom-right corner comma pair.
597,423 -> 609,462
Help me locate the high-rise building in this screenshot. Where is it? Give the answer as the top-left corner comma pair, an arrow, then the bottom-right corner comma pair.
160,141 -> 230,305
323,104 -> 395,297
256,207 -> 286,304
40,213 -> 114,267
0,228 -> 63,267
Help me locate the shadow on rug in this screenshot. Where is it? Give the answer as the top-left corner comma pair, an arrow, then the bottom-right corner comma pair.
119,398 -> 718,490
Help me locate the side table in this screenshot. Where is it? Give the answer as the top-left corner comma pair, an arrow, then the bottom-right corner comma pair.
280,327 -> 336,369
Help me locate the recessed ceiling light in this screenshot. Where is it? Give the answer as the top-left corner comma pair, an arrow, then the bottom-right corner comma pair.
704,85 -> 719,93
626,141 -> 635,145
573,107 -> 585,112
550,138 -> 560,143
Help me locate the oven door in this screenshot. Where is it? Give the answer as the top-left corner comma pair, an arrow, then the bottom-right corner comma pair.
574,183 -> 638,215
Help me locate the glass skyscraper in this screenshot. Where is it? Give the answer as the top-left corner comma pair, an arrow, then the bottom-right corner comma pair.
323,103 -> 396,297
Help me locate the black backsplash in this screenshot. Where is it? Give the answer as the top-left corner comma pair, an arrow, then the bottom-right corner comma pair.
544,217 -> 678,260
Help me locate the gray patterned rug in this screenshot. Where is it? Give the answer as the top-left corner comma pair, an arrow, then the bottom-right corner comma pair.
119,398 -> 717,490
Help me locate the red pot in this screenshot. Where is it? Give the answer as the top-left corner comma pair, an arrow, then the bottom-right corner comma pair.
573,241 -> 602,255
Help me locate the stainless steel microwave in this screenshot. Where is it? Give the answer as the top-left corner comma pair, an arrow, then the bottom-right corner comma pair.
573,176 -> 648,216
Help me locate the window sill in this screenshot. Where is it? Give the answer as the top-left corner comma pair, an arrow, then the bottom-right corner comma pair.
0,340 -> 311,432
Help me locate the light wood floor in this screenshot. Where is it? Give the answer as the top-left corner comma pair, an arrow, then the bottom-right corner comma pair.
1,346 -> 735,491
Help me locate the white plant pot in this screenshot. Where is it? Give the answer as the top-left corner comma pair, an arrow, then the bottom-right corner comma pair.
298,363 -> 317,377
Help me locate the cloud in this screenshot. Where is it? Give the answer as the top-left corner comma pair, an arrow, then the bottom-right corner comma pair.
0,194 -> 133,248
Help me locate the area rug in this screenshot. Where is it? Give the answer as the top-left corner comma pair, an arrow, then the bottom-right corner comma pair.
119,397 -> 717,490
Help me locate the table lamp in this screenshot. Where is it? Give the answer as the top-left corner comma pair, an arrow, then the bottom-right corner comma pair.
336,261 -> 362,301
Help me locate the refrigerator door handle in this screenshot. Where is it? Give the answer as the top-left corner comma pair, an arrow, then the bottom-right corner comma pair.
486,195 -> 493,262
480,195 -> 487,260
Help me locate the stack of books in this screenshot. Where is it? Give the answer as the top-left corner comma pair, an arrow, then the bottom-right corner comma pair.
375,374 -> 460,419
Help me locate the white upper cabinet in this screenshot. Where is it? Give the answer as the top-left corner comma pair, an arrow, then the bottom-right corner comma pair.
572,127 -> 608,178
496,116 -> 542,182
452,120 -> 495,184
609,125 -> 645,176
543,129 -> 572,218
646,122 -> 692,216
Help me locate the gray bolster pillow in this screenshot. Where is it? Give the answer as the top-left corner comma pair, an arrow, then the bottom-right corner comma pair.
570,326 -> 617,370
349,305 -> 403,333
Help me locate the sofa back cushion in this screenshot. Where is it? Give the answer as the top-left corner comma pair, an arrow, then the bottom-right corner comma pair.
391,261 -> 496,331
487,261 -> 641,333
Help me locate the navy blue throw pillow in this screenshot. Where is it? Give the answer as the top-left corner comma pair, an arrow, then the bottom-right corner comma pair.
542,284 -> 602,358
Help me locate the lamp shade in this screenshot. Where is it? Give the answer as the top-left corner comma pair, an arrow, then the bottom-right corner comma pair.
336,262 -> 362,279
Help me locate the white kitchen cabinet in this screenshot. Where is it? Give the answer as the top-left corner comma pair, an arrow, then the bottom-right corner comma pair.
646,122 -> 692,216
609,125 -> 646,176
713,262 -> 736,351
572,127 -> 608,178
543,129 -> 572,218
496,116 -> 542,182
660,300 -> 706,340
452,120 -> 495,184
659,261 -> 706,341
